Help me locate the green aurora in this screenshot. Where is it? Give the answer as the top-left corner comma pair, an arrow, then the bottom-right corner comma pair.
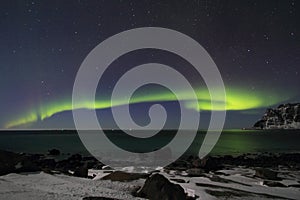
5,87 -> 289,128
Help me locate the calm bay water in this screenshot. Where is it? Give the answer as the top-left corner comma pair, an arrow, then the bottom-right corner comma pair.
0,129 -> 299,156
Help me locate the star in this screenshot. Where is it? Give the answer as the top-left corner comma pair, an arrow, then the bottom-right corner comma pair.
264,34 -> 270,40
0,0 -> 299,130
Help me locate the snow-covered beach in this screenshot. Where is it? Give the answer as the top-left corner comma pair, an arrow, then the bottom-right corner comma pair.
1,165 -> 299,200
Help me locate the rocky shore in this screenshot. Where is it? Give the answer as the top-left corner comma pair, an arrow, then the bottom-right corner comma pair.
2,149 -> 300,178
1,149 -> 300,199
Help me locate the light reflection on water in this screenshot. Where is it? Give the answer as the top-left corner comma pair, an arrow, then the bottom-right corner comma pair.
0,130 -> 299,157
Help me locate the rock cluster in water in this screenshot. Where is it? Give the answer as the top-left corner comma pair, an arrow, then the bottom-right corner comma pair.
0,149 -> 103,177
254,103 -> 300,129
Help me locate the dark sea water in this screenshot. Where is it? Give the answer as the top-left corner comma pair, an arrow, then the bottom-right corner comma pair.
0,129 -> 299,157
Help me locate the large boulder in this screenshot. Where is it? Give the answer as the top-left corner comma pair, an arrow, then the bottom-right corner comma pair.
136,174 -> 186,200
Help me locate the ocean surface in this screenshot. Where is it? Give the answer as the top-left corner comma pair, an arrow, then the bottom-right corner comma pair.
0,129 -> 300,157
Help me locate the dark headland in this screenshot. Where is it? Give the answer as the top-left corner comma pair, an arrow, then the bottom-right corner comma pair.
253,103 -> 300,129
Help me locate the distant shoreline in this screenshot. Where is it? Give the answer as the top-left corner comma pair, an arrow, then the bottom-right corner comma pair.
1,128 -> 300,134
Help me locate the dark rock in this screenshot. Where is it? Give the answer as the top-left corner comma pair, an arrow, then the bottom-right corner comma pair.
68,153 -> 82,161
39,159 -> 56,169
82,157 -> 103,169
165,153 -> 300,172
294,114 -> 300,122
74,163 -> 88,178
253,119 -> 266,129
0,150 -> 22,175
200,157 -> 223,172
48,149 -> 60,156
130,185 -> 142,197
55,160 -> 72,172
136,174 -> 186,200
92,162 -> 105,170
67,154 -> 82,166
54,154 -> 84,173
15,159 -> 40,173
101,171 -> 149,182
191,158 -> 201,168
85,160 -> 98,169
0,150 -> 40,175
29,154 -> 43,161
82,156 -> 97,161
263,180 -> 287,187
255,168 -> 279,180
165,159 -> 191,171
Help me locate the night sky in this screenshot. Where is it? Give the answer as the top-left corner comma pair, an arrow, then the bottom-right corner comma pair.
0,0 -> 299,129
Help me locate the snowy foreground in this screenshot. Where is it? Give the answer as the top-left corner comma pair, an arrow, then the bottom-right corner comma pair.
0,167 -> 299,200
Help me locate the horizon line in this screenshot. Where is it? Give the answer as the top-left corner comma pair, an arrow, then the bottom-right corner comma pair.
0,128 -> 248,131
